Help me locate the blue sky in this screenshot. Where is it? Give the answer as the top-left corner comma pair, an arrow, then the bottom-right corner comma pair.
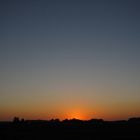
0,0 -> 140,120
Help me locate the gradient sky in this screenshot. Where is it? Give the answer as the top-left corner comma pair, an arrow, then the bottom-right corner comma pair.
0,0 -> 140,121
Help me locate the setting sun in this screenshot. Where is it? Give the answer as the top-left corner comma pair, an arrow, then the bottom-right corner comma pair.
66,109 -> 87,120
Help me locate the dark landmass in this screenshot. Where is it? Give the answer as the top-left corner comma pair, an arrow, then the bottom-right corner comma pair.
0,117 -> 140,140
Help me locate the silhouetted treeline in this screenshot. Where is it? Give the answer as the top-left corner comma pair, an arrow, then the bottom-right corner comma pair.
0,117 -> 140,140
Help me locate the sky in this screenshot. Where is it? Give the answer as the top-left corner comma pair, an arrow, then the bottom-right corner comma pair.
0,0 -> 140,121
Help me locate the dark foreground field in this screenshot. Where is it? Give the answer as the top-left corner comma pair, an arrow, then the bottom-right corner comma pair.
0,118 -> 140,140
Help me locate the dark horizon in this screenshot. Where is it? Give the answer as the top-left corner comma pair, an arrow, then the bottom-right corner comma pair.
1,115 -> 140,140
1,116 -> 140,123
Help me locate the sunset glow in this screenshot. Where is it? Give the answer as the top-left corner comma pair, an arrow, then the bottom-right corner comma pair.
65,109 -> 87,120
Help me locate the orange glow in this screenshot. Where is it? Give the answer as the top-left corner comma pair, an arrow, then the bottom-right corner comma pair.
65,109 -> 88,120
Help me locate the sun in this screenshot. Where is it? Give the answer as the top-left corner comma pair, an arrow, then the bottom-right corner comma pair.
67,109 -> 86,120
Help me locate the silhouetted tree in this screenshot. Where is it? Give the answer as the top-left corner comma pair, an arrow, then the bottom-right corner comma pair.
13,117 -> 20,123
50,118 -> 60,123
21,118 -> 25,123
